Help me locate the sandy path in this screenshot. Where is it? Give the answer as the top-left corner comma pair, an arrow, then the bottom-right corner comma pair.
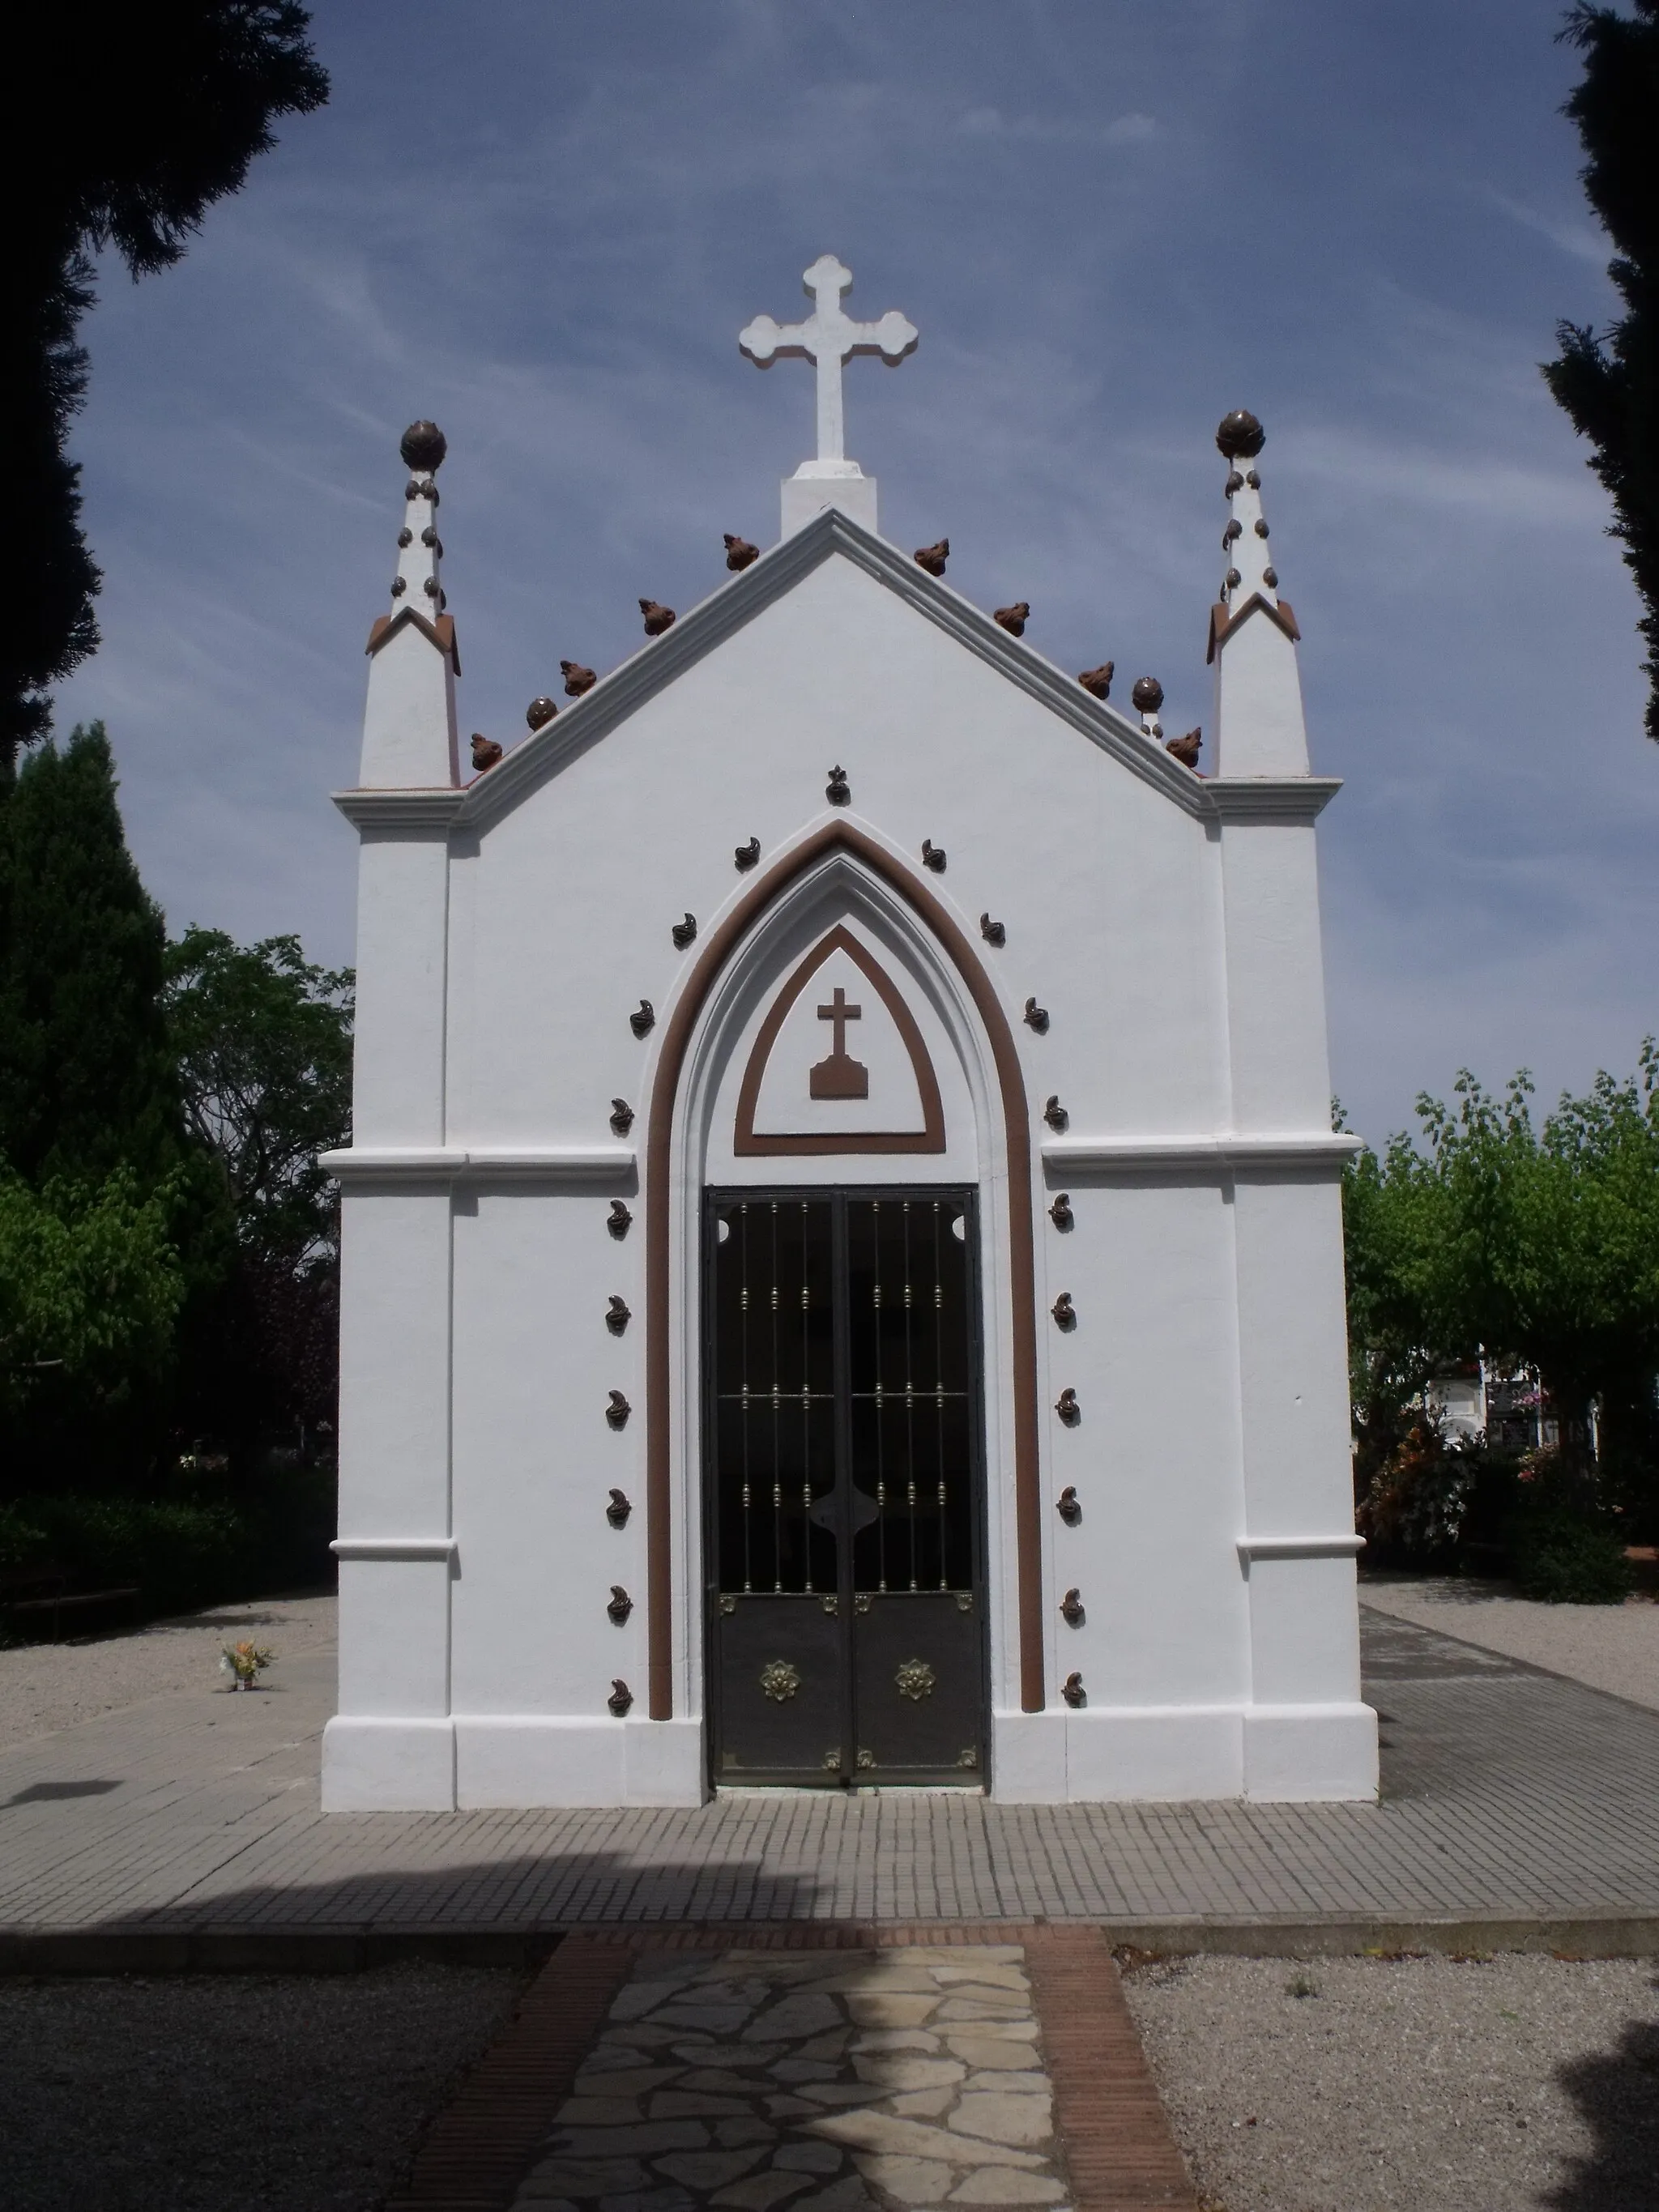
1360,1574 -> 1659,1711
0,1591 -> 336,1752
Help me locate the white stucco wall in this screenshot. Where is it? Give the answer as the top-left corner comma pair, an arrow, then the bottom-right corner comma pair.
322,510 -> 1373,1811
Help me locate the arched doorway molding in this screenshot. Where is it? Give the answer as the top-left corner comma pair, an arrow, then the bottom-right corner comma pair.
643,819 -> 1045,1724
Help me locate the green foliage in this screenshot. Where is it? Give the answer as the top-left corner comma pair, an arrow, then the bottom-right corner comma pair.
4,4 -> 327,761
0,725 -> 184,1187
164,927 -> 352,1261
1344,1047 -> 1659,1482
1357,1421 -> 1481,1564
1507,1455 -> 1637,1601
0,1169 -> 185,1423
1542,2 -> 1659,739
5,1494 -> 245,1618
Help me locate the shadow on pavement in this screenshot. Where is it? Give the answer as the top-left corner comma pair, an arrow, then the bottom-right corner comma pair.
1546,1971 -> 1659,2210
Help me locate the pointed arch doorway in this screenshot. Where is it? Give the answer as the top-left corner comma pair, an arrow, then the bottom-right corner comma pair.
705,1184 -> 987,1788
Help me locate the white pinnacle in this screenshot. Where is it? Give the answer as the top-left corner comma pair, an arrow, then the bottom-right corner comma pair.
740,255 -> 918,472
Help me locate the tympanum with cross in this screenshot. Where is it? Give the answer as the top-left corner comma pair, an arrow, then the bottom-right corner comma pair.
740,256 -> 918,468
811,984 -> 868,1100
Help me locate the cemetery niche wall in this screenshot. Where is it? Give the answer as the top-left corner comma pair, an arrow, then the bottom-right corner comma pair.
320,259 -> 1375,1810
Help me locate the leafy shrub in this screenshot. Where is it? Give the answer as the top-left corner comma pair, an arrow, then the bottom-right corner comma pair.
1358,1422 -> 1478,1566
0,1502 -> 49,1568
13,1494 -> 245,1616
1508,1507 -> 1634,1603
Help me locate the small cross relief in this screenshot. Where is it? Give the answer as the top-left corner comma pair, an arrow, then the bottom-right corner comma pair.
811,986 -> 868,1100
733,924 -> 945,1157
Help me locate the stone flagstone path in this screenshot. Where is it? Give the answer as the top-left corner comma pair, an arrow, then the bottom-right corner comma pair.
514,1946 -> 1069,2211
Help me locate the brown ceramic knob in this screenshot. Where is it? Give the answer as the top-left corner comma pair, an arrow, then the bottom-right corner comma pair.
399,420 -> 447,472
1131,676 -> 1164,714
526,697 -> 559,730
1214,409 -> 1265,460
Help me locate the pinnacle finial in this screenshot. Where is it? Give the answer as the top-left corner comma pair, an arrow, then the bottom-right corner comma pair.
1215,409 -> 1265,461
1216,411 -> 1282,608
400,420 -> 447,472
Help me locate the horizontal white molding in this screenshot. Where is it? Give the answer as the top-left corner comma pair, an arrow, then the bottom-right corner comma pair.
320,1145 -> 636,1187
1237,1534 -> 1366,1561
1206,778 -> 1342,823
1041,1132 -> 1359,1174
331,789 -> 467,831
331,1536 -> 458,1562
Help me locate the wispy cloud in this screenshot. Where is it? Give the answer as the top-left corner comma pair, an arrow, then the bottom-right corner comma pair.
1483,186 -> 1609,270
49,0 -> 1659,1142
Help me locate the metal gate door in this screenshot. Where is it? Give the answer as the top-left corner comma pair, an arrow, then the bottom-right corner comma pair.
706,1190 -> 985,1788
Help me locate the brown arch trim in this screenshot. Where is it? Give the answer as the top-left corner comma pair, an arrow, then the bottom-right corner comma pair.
733,924 -> 946,1154
644,821 -> 1045,1720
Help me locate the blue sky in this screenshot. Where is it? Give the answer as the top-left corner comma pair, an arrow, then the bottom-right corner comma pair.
52,0 -> 1657,1142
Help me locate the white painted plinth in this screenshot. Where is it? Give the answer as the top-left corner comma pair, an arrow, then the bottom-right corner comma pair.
454,1717 -> 707,1808
782,466 -> 878,537
322,1715 -> 457,1810
991,1702 -> 1376,1803
1242,1703 -> 1379,1801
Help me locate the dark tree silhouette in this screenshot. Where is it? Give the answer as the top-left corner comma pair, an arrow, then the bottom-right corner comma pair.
2,5 -> 327,768
1543,2 -> 1659,740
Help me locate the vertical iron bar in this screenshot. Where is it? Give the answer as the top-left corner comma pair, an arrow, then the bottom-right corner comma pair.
831,1191 -> 853,1783
904,1200 -> 917,1591
740,1202 -> 752,1594
800,1200 -> 812,1592
934,1200 -> 948,1589
770,1203 -> 782,1591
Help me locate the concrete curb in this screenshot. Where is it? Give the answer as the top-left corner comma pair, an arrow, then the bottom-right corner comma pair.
2,1912 -> 1657,1973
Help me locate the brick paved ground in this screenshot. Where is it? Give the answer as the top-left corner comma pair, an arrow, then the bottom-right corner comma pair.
2,1610 -> 1657,1939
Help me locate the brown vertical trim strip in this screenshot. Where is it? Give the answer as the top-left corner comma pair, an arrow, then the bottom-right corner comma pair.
644,822 -> 1045,1722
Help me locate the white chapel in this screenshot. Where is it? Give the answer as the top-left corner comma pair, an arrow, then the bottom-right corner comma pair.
321,257 -> 1375,1811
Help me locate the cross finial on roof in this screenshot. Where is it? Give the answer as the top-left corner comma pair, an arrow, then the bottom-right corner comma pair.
740,256 -> 918,468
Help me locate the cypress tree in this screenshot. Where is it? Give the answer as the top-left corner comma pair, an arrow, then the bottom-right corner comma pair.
0,723 -> 183,1187
3,6 -> 328,765
1543,2 -> 1659,739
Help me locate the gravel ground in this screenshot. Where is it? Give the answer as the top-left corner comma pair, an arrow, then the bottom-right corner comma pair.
0,1592 -> 337,1752
1124,1952 -> 1659,2212
0,1963 -> 522,2212
1360,1575 -> 1659,1711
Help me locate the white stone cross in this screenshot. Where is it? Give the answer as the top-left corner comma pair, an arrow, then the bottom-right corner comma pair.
740,256 -> 918,466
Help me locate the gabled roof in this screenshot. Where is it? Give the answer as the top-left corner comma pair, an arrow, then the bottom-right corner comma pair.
453,506 -> 1205,830
335,506 -> 1340,834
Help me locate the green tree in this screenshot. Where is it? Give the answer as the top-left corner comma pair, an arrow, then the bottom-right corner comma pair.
0,724 -> 184,1187
164,927 -> 352,1262
4,3 -> 326,765
0,1170 -> 185,1444
1343,1049 -> 1659,1493
164,929 -> 352,1455
1542,2 -> 1659,739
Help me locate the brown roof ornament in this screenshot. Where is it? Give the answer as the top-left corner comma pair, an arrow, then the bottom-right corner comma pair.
723,534 -> 760,571
639,599 -> 676,637
470,733 -> 503,773
1214,409 -> 1265,461
993,601 -> 1030,637
1077,663 -> 1114,700
525,696 -> 558,731
561,660 -> 596,697
1166,727 -> 1202,771
914,538 -> 949,576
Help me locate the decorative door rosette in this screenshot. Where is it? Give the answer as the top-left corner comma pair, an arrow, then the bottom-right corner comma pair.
894,1657 -> 936,1702
760,1660 -> 803,1703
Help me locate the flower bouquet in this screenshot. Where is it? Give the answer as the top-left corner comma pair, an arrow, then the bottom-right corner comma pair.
220,1640 -> 275,1690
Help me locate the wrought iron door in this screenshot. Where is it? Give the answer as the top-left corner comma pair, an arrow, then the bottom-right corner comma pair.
706,1189 -> 985,1788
